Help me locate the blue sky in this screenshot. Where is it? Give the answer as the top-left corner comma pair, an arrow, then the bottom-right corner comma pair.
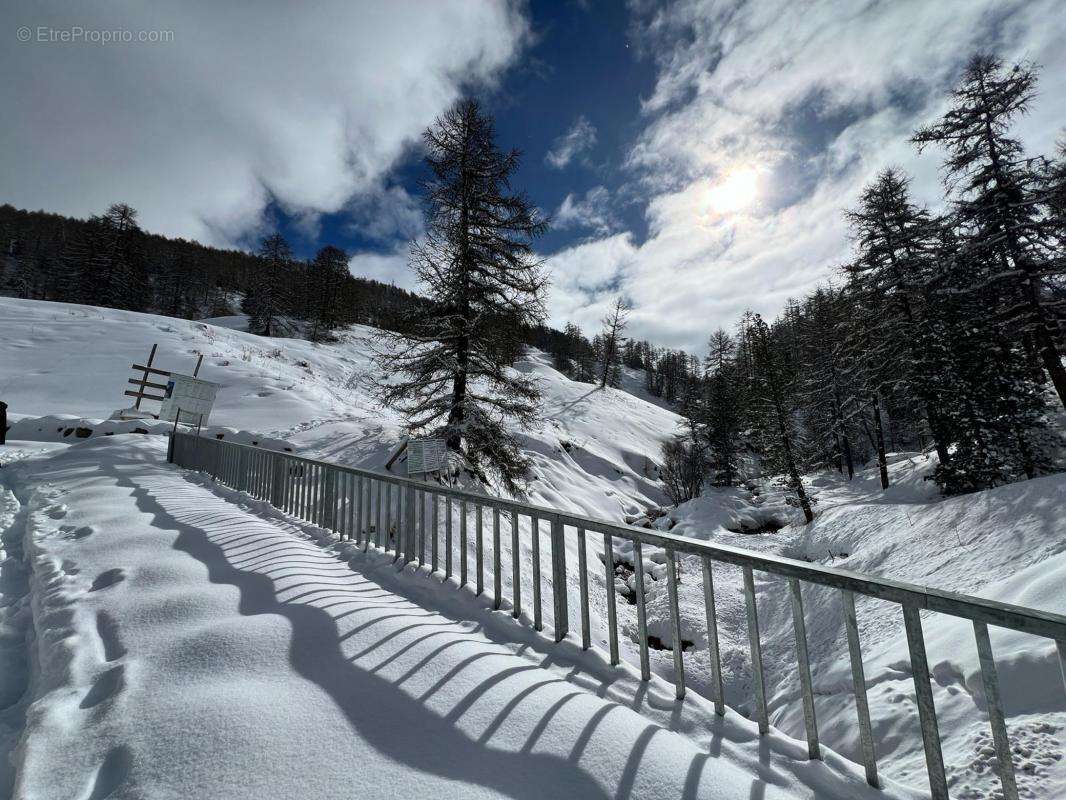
269,1 -> 654,262
4,0 -> 1066,350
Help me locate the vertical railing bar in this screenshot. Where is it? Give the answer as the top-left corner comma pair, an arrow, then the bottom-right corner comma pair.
743,566 -> 768,734
550,519 -> 568,643
633,540 -> 650,680
665,549 -> 685,699
460,499 -> 468,587
511,511 -> 521,618
1056,639 -> 1066,697
379,482 -> 388,550
418,490 -> 426,567
903,605 -> 947,799
842,589 -> 877,786
475,504 -> 484,596
577,527 -> 590,651
431,494 -> 439,573
445,498 -> 453,580
789,577 -> 820,760
492,507 -> 502,610
603,533 -> 619,666
350,473 -> 359,544
531,516 -> 543,631
973,621 -> 1019,800
354,474 -> 363,546
701,557 -> 725,715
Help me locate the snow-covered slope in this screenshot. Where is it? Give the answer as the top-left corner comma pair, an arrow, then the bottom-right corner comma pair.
0,297 -> 679,520
650,454 -> 1066,800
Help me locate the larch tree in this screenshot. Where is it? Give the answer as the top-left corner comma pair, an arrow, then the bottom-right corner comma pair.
597,296 -> 630,389
912,55 -> 1066,408
373,99 -> 547,491
844,169 -> 956,468
243,233 -> 291,337
308,245 -> 349,341
747,313 -> 815,523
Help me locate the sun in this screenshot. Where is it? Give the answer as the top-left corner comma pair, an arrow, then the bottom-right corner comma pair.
703,167 -> 761,216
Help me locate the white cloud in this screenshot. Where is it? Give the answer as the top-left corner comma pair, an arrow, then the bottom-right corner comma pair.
553,186 -> 618,235
347,247 -> 416,291
346,185 -> 424,245
546,0 -> 1066,351
545,115 -> 598,169
544,232 -> 636,331
0,1 -> 529,246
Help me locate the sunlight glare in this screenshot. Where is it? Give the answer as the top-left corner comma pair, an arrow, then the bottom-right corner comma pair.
704,167 -> 760,216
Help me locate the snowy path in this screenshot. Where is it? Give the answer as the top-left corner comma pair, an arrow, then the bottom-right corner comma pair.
0,435 -> 902,800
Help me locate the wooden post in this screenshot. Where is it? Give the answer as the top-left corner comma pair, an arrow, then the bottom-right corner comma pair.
0,400 -> 6,445
167,408 -> 182,463
135,344 -> 158,410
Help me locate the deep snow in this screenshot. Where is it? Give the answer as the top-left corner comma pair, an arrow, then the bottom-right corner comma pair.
0,435 -> 898,799
1,297 -> 1064,799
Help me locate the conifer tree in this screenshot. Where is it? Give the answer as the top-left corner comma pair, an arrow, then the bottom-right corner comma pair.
372,99 -> 547,491
308,245 -> 349,341
913,55 -> 1066,407
747,313 -> 814,523
243,233 -> 291,336
597,297 -> 630,389
702,329 -> 742,486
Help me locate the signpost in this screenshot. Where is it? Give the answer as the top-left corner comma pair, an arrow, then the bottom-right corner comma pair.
159,373 -> 219,427
406,438 -> 446,478
121,344 -> 209,420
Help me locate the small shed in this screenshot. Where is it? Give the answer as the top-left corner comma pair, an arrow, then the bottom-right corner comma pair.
159,373 -> 220,425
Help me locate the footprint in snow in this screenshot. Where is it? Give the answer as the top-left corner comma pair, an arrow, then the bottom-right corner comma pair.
90,569 -> 126,592
80,664 -> 125,710
86,745 -> 133,800
45,504 -> 67,519
95,611 -> 127,662
60,524 -> 95,540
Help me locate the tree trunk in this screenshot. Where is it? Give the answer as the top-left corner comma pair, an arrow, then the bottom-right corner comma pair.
871,393 -> 890,489
1035,324 -> 1066,410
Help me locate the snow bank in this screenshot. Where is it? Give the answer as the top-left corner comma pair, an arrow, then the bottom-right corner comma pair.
6,413 -> 292,452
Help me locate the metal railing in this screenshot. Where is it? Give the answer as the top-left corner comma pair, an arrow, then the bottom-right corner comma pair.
169,431 -> 1066,800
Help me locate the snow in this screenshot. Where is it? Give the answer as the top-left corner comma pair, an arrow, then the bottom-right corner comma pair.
0,435 -> 899,799
653,454 -> 1066,800
1,297 -> 1063,799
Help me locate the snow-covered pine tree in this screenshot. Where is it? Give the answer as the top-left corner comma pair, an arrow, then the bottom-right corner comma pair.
372,99 -> 547,491
844,169 -> 957,467
925,225 -> 1052,492
746,313 -> 815,523
242,233 -> 291,336
912,55 -> 1066,408
701,328 -> 743,486
597,296 -> 630,389
793,288 -> 857,479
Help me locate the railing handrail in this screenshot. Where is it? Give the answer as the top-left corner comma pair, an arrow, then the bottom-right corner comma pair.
176,432 -> 1066,642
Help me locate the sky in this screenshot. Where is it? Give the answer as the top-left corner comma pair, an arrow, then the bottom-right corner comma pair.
3,0 -> 1066,352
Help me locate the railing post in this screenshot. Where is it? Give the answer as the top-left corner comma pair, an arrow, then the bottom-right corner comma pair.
403,483 -> 416,564
323,468 -> 337,532
550,518 -> 568,642
903,605 -> 947,799
842,589 -> 877,786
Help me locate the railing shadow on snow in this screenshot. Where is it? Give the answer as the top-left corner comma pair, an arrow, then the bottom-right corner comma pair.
169,431 -> 1066,800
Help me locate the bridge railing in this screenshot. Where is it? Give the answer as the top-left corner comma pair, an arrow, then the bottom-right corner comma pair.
169,430 -> 1066,800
